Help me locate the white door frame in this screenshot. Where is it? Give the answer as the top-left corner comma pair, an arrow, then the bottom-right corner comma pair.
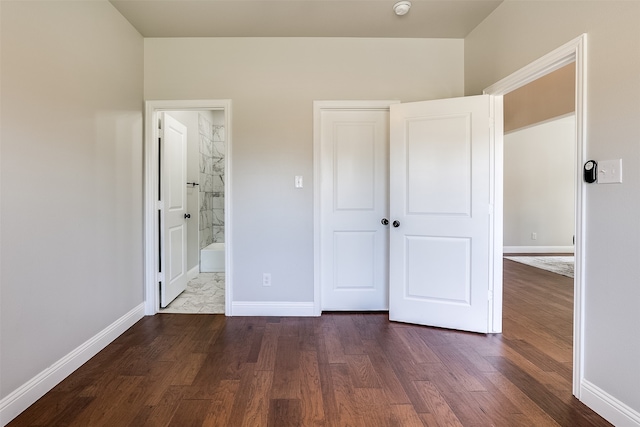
484,34 -> 587,398
144,100 -> 233,316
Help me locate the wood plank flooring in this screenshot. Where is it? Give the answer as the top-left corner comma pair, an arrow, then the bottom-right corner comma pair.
8,259 -> 612,426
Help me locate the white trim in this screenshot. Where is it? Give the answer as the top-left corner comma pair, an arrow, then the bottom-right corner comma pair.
573,36 -> 588,399
232,301 -> 317,317
503,246 -> 575,254
581,380 -> 640,427
0,304 -> 144,426
484,34 -> 587,399
313,100 -> 400,316
143,101 -> 157,316
488,95 -> 504,333
144,100 -> 233,316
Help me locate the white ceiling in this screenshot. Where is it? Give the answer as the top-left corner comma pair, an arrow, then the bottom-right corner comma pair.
109,0 -> 503,38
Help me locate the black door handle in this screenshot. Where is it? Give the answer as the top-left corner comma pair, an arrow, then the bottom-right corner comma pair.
184,213 -> 191,219
381,218 -> 389,226
392,220 -> 400,228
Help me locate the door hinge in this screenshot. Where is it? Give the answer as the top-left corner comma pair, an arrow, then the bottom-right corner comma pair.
157,272 -> 165,283
156,201 -> 164,210
488,290 -> 494,301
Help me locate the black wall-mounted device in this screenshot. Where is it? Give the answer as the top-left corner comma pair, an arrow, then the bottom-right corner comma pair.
584,160 -> 597,183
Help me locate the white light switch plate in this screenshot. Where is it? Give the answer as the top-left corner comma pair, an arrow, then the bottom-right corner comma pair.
598,159 -> 622,184
295,175 -> 303,188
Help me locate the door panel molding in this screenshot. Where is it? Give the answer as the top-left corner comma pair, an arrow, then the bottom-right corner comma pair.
406,113 -> 472,216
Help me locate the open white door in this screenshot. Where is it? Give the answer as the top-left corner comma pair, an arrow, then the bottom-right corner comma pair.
160,113 -> 189,308
389,95 -> 495,333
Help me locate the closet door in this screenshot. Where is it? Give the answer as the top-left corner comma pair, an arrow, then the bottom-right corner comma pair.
319,107 -> 391,310
389,95 -> 494,333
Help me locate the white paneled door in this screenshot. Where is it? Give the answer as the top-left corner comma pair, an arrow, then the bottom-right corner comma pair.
160,113 -> 189,308
389,96 -> 493,333
320,108 -> 391,310
318,96 -> 498,333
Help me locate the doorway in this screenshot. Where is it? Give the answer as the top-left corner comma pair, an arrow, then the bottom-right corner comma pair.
144,100 -> 232,316
314,96 -> 501,334
160,110 -> 226,313
484,34 -> 586,397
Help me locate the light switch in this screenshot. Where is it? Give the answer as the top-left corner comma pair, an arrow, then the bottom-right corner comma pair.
295,175 -> 303,188
597,159 -> 622,184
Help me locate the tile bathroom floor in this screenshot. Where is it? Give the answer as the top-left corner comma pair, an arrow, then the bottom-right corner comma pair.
160,273 -> 225,314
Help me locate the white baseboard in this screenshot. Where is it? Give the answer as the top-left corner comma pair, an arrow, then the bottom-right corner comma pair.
0,303 -> 145,426
581,380 -> 640,427
187,265 -> 200,280
231,301 -> 317,317
503,245 -> 574,254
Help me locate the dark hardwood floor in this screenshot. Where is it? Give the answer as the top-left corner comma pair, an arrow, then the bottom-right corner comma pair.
8,259 -> 611,426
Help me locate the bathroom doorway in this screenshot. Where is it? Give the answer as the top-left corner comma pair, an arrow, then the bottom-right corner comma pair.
143,100 -> 232,316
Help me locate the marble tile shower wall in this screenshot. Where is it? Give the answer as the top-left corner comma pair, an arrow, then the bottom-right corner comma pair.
198,114 -> 225,249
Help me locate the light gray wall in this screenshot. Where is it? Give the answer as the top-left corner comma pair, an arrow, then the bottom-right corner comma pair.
466,0 -> 640,416
0,1 -> 143,400
504,116 -> 575,250
145,37 -> 465,302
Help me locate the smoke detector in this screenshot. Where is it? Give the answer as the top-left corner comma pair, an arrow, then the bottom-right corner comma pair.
393,1 -> 411,16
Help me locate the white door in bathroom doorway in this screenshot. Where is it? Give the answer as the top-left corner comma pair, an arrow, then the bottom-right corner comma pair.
160,113 -> 189,308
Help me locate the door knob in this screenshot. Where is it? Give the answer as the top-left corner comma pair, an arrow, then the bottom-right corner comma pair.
381,218 -> 389,226
392,220 -> 400,228
184,213 -> 191,219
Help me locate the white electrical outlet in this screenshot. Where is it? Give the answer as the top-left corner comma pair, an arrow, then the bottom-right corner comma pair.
263,273 -> 271,287
531,232 -> 537,240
